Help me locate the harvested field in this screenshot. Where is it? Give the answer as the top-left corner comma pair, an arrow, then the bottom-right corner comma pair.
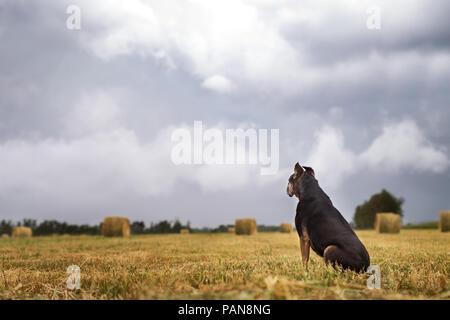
0,230 -> 448,299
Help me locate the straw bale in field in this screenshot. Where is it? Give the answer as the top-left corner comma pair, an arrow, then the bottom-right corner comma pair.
280,223 -> 293,233
439,211 -> 450,232
12,226 -> 32,238
235,218 -> 257,235
102,217 -> 130,237
375,213 -> 401,233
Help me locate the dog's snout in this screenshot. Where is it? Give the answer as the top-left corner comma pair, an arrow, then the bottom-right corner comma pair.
286,184 -> 293,197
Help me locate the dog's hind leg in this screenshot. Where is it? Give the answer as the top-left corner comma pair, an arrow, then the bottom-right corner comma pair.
323,245 -> 367,272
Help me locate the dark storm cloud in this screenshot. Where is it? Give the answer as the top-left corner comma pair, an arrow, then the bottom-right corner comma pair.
281,0 -> 450,65
0,0 -> 449,226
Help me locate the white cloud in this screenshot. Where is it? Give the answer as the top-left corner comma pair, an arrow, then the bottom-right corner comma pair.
1,85 -> 447,208
360,120 -> 450,173
0,115 -> 282,205
69,0 -> 305,95
170,121 -> 283,191
305,126 -> 356,189
0,129 -> 176,198
0,112 -> 447,222
63,90 -> 122,137
201,75 -> 233,93
77,0 -> 301,94
304,120 -> 449,189
67,0 -> 450,97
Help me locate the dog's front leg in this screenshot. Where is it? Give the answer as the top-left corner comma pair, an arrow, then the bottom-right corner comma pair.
299,237 -> 310,268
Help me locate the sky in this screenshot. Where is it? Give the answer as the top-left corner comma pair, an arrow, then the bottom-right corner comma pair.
0,0 -> 449,227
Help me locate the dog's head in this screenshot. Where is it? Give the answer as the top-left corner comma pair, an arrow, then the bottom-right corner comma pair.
286,163 -> 315,198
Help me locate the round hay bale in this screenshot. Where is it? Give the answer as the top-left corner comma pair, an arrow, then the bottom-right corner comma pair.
12,226 -> 32,238
1,233 -> 10,239
227,227 -> 235,233
439,211 -> 450,232
235,218 -> 257,235
180,228 -> 190,234
280,223 -> 293,233
102,217 -> 130,237
375,213 -> 401,233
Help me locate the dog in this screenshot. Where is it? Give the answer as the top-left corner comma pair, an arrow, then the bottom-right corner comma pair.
287,163 -> 370,272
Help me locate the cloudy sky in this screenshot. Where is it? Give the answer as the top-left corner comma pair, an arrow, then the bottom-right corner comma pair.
1,0 -> 449,227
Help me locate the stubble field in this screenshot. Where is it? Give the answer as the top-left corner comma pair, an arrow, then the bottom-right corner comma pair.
0,230 -> 448,300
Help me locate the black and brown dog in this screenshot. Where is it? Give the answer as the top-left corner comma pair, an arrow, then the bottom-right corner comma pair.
287,163 -> 370,272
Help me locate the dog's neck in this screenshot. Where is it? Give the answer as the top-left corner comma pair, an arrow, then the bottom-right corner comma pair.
296,173 -> 332,206
295,174 -> 320,203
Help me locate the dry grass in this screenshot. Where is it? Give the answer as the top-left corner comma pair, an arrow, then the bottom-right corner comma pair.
0,230 -> 448,300
180,229 -> 190,234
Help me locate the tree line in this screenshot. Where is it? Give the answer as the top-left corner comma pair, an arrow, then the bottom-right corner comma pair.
0,219 -> 193,236
0,219 -> 285,236
0,219 -> 101,236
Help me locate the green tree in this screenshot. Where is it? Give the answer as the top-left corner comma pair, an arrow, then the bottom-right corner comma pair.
353,189 -> 404,229
130,221 -> 146,234
0,220 -> 13,235
172,220 -> 182,233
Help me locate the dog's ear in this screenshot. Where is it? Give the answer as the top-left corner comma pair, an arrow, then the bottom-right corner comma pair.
303,166 -> 315,177
294,162 -> 304,175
